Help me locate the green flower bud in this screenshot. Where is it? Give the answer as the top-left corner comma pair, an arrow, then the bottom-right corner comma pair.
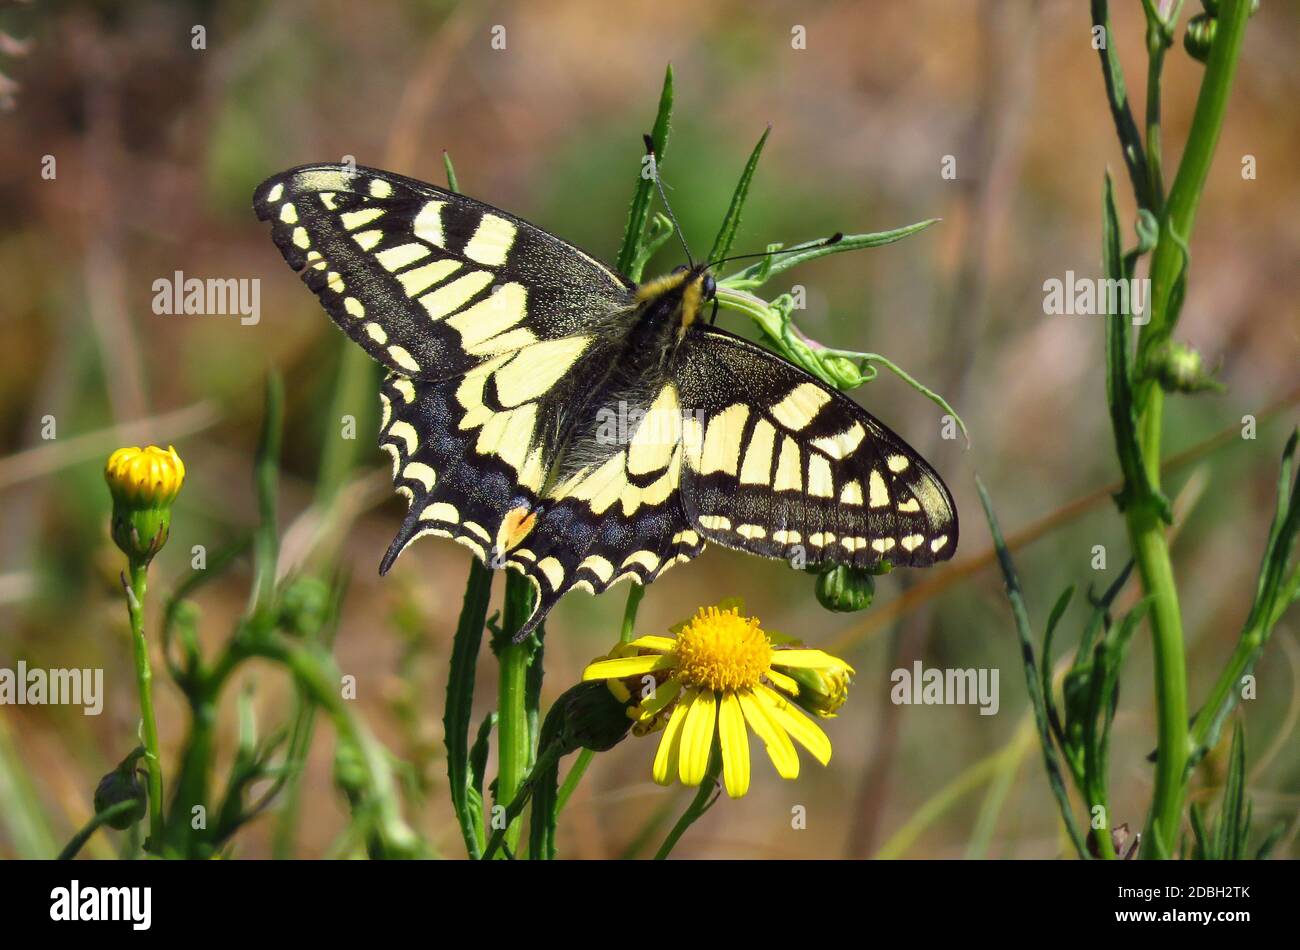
104,445 -> 185,564
1149,341 -> 1223,394
1199,0 -> 1258,17
278,576 -> 332,638
814,564 -> 876,612
93,765 -> 147,831
1184,13 -> 1216,63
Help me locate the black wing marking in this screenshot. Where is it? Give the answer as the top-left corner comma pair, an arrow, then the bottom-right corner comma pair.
673,326 -> 958,569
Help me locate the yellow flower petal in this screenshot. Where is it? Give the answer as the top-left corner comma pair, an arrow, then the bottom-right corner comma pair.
652,696 -> 690,786
771,649 -> 854,673
636,675 -> 683,721
717,692 -> 751,798
625,635 -> 677,653
678,688 -> 717,786
582,653 -> 676,681
739,689 -> 799,779
765,667 -> 800,696
758,684 -> 832,766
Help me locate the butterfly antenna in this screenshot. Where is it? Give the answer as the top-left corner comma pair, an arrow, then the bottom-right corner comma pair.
711,232 -> 843,270
643,133 -> 694,268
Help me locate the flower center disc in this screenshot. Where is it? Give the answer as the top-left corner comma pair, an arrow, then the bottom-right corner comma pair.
674,607 -> 772,693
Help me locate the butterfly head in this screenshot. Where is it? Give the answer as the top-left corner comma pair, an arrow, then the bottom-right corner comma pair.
636,263 -> 717,336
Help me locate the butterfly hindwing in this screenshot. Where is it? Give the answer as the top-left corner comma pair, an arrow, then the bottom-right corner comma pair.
673,326 -> 957,568
380,369 -> 705,639
253,164 -> 635,381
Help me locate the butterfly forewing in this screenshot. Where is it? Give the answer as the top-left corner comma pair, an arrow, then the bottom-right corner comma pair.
253,164 -> 635,381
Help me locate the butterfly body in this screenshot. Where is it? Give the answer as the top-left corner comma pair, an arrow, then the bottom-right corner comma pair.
255,164 -> 957,639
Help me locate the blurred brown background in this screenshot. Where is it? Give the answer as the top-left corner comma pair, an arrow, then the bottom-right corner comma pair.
0,0 -> 1297,858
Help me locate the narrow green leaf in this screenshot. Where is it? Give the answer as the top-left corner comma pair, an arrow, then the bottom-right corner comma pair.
1041,585 -> 1075,755
1089,1 -> 1153,210
251,374 -> 284,617
618,64 -> 674,280
708,124 -> 770,266
976,477 -> 1089,859
719,219 -> 938,291
1076,558 -> 1135,661
1255,821 -> 1286,860
1216,720 -> 1246,860
443,557 -> 493,858
443,150 -> 460,194
1189,802 -> 1211,859
1102,172 -> 1168,521
526,758 -> 560,861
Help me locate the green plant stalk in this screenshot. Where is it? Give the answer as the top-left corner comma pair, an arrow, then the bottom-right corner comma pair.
1129,512 -> 1186,858
165,637 -> 257,855
554,751 -> 592,816
495,571 -> 537,855
654,744 -> 722,860
1140,0 -> 1185,215
1127,0 -> 1251,859
57,801 -> 140,861
553,584 -> 646,824
125,562 -> 164,849
552,584 -> 646,826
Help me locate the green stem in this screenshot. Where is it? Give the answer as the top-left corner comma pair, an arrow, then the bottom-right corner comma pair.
125,562 -> 164,850
553,583 -> 644,827
1135,0 -> 1250,409
1130,511 -> 1187,858
555,750 -> 593,816
57,801 -> 140,861
653,744 -> 722,860
1129,0 -> 1251,859
621,583 -> 644,644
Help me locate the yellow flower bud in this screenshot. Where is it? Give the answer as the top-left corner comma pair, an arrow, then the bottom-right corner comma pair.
104,445 -> 185,563
784,660 -> 854,718
105,445 -> 186,507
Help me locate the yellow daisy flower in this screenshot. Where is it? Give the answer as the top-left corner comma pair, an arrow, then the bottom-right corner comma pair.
582,602 -> 854,798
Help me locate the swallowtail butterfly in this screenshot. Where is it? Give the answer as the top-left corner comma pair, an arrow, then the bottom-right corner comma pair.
254,164 -> 957,639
